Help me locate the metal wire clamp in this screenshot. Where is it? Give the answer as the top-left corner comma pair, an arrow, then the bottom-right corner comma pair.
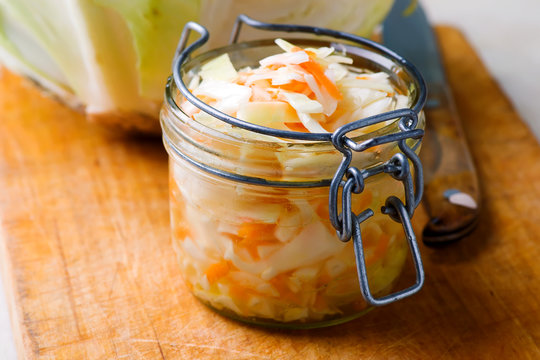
329,109 -> 425,305
172,15 -> 427,306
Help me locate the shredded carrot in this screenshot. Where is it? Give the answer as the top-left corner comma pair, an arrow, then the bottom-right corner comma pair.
223,232 -> 243,243
205,260 -> 233,284
229,284 -> 252,303
278,80 -> 309,93
300,59 -> 342,100
238,222 -> 275,240
290,46 -> 342,100
313,200 -> 329,219
224,223 -> 280,260
195,95 -> 215,105
173,224 -> 191,240
291,46 -> 316,58
284,122 -> 309,132
269,273 -> 302,304
267,63 -> 283,71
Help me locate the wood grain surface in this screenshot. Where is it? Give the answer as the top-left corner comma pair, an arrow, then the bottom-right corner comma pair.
1,27 -> 539,359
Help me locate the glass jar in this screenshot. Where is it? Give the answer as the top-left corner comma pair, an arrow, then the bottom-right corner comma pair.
161,19 -> 426,328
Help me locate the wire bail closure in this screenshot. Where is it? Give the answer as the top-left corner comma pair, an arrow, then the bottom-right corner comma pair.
172,15 -> 427,307
329,109 -> 425,305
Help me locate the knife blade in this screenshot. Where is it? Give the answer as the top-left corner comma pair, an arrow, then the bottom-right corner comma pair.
383,0 -> 481,244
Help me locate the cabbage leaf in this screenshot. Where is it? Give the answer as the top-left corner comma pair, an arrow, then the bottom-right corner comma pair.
0,0 -> 394,126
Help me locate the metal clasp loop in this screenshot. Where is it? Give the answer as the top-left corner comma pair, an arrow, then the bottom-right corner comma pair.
329,110 -> 425,306
172,22 -> 209,72
352,197 -> 424,306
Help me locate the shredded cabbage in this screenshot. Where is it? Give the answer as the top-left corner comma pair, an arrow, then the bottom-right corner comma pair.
171,160 -> 409,323
183,39 -> 409,135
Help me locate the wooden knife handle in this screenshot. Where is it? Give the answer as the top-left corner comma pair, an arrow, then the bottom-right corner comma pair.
420,87 -> 481,244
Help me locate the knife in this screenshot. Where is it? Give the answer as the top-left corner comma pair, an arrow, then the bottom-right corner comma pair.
383,0 -> 481,244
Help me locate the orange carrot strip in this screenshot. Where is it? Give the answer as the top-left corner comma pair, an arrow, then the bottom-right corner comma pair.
284,122 -> 309,132
224,223 -> 279,260
229,284 -> 251,303
173,224 -> 191,241
237,223 -> 276,240
300,59 -> 343,100
313,199 -> 329,219
205,260 -> 232,284
267,63 -> 284,71
291,46 -> 316,58
278,80 -> 310,93
291,46 -> 342,100
269,273 -> 302,304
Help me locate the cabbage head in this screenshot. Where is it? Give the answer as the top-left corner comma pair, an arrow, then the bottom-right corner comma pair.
0,0 -> 394,132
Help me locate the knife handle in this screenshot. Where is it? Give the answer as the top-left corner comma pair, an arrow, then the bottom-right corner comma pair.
420,87 -> 481,244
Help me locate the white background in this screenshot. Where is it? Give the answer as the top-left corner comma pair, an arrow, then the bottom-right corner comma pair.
1,0 -> 539,358
422,0 -> 540,138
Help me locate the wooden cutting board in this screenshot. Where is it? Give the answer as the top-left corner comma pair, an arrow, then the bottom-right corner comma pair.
1,27 -> 539,359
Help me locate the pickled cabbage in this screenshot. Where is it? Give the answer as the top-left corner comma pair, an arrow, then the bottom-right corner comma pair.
183,39 -> 409,135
